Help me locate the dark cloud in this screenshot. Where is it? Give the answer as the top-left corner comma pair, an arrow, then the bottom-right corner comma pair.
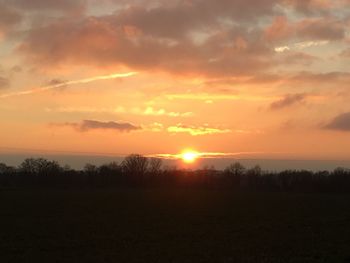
279,52 -> 318,65
16,15 -> 273,77
324,112 -> 350,131
296,18 -> 345,41
285,0 -> 330,14
270,93 -> 307,110
0,77 -> 10,89
56,120 -> 141,132
339,48 -> 350,58
12,0 -> 279,76
10,65 -> 23,73
289,72 -> 350,86
113,0 -> 279,39
0,3 -> 22,35
3,0 -> 86,12
47,79 -> 66,86
265,16 -> 346,43
6,0 -> 348,77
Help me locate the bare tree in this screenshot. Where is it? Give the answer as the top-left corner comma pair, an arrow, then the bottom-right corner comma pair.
84,163 -> 98,176
0,163 -> 15,175
98,162 -> 121,176
20,158 -> 62,176
224,162 -> 246,177
122,154 -> 149,177
148,158 -> 163,176
247,165 -> 262,177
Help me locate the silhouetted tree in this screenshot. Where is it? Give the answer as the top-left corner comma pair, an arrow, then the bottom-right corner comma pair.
247,165 -> 262,177
19,158 -> 62,176
224,162 -> 246,188
1,156 -> 350,192
98,162 -> 121,176
20,158 -> 39,175
122,154 -> 149,178
148,158 -> 163,176
245,165 -> 262,189
0,163 -> 15,175
96,162 -> 123,185
84,163 -> 98,175
63,164 -> 72,172
225,162 -> 246,176
333,167 -> 349,176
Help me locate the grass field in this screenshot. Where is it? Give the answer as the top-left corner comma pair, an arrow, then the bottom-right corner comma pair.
1,188 -> 350,262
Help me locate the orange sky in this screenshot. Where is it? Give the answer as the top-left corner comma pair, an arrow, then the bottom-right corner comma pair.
1,0 -> 350,160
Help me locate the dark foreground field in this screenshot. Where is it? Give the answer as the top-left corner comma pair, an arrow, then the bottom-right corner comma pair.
1,189 -> 350,263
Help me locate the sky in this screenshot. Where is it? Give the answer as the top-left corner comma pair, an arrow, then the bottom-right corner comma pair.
1,0 -> 350,164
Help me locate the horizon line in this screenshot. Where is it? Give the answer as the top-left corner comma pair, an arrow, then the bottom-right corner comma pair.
1,147 -> 350,162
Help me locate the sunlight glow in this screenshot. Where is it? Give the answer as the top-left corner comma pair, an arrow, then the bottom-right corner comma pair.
181,150 -> 199,164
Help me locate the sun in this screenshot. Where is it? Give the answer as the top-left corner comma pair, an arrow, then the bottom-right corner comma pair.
181,150 -> 199,164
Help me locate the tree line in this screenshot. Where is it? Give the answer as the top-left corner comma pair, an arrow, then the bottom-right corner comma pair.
1,154 -> 350,192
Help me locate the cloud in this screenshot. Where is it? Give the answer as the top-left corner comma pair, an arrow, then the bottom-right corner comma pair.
167,124 -> 231,136
284,0 -> 332,14
10,65 -> 22,73
45,106 -> 193,118
296,18 -> 345,41
47,79 -> 66,86
112,0 -> 280,40
4,0 -> 86,12
265,16 -> 293,42
142,107 -> 193,117
17,15 -> 274,77
166,92 -> 272,102
288,72 -> 350,87
339,48 -> 350,58
278,51 -> 318,65
324,112 -> 350,131
286,0 -> 350,14
270,93 -> 307,110
267,16 -> 345,44
143,122 -> 164,132
275,40 -> 329,53
0,0 -> 346,80
0,77 -> 10,89
0,72 -> 137,98
54,120 -> 142,132
0,3 -> 22,38
148,151 -> 268,160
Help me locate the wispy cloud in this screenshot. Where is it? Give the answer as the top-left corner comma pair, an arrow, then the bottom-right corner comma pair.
45,106 -> 193,118
166,93 -> 273,102
143,122 -> 164,132
270,93 -> 307,110
147,151 -> 268,160
51,119 -> 142,133
0,77 -> 10,89
0,72 -> 138,98
275,40 -> 329,53
167,124 -> 231,136
142,107 -> 193,117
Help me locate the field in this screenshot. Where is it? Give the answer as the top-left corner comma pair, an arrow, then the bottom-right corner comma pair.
1,188 -> 350,262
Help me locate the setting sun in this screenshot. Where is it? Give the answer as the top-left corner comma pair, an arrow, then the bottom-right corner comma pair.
181,151 -> 199,164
